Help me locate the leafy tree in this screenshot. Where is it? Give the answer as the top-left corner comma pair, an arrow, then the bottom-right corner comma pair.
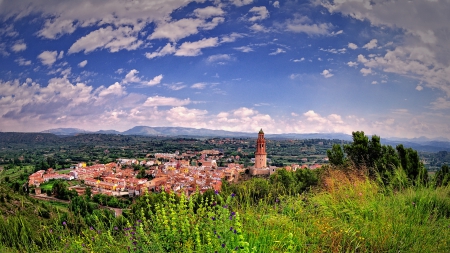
327,144 -> 344,166
435,164 -> 450,187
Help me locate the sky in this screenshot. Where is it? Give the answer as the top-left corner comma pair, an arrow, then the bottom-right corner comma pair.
0,0 -> 449,139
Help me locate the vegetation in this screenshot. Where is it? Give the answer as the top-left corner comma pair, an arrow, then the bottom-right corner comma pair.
0,131 -> 449,252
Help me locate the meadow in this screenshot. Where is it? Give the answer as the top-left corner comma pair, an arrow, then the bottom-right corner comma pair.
0,166 -> 449,253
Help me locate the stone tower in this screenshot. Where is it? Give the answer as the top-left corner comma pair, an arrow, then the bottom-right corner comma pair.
254,129 -> 267,168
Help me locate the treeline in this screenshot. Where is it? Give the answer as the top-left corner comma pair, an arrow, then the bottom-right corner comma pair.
327,131 -> 449,187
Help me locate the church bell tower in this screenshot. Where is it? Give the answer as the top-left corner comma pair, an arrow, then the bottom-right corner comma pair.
255,129 -> 267,169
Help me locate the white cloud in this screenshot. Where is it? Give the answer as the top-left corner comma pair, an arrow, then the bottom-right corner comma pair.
293,58 -> 305,62
363,39 -> 378,50
269,48 -> 286,55
430,97 -> 450,110
360,68 -> 372,76
78,60 -> 88,68
37,51 -> 58,66
175,37 -> 219,57
147,74 -> 163,86
331,30 -> 343,36
143,96 -> 191,107
285,16 -> 332,36
11,41 -> 26,52
273,1 -> 280,8
320,48 -> 346,54
166,84 -> 186,91
69,26 -> 142,54
231,0 -> 253,7
98,82 -> 126,97
248,6 -> 269,22
416,85 -> 423,91
207,54 -> 232,63
321,69 -> 333,78
122,69 -> 141,84
371,81 -> 378,84
249,23 -> 268,32
15,57 -> 31,66
234,46 -> 253,52
57,51 -> 64,59
348,43 -> 358,50
220,32 -> 245,43
145,43 -> 176,59
149,18 -> 224,42
347,61 -> 358,67
38,18 -> 77,39
194,6 -> 225,19
191,82 -> 207,89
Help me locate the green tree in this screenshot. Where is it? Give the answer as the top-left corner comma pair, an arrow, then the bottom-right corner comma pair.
435,164 -> 450,187
327,144 -> 344,166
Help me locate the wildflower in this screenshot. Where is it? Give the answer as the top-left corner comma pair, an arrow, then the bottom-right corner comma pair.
223,205 -> 228,208
276,198 -> 279,203
82,244 -> 85,247
214,230 -> 217,234
211,217 -> 216,221
231,211 -> 236,216
222,243 -> 226,248
234,229 -> 237,234
359,192 -> 362,196
231,193 -> 236,197
114,226 -> 118,230
212,201 -> 217,206
218,235 -> 221,239
97,230 -> 101,234
133,241 -> 137,245
62,221 -> 67,226
90,226 -> 94,230
235,246 -> 239,250
412,202 -> 416,206
230,227 -> 233,231
137,219 -> 142,223
215,190 -> 219,195
49,229 -> 52,233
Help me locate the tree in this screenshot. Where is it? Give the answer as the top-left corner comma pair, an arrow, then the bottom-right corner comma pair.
327,144 -> 344,166
435,164 -> 450,187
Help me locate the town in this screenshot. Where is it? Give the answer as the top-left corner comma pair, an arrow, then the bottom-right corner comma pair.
27,130 -> 326,198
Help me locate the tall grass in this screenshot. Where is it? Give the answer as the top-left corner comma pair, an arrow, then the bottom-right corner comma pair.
1,167 -> 449,252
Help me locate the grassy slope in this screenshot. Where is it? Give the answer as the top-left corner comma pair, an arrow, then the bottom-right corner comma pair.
0,170 -> 449,252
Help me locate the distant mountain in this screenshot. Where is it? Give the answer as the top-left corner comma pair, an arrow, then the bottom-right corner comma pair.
41,128 -> 91,136
96,130 -> 122,135
122,126 -> 251,137
37,126 -> 450,152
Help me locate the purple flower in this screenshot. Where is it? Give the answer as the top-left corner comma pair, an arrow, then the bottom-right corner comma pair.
230,227 -> 233,231
114,226 -> 118,230
231,193 -> 236,197
62,221 -> 67,226
234,229 -> 237,234
215,190 -> 219,195
90,226 -> 94,230
214,230 -> 217,234
212,202 -> 217,206
137,219 -> 142,223
133,241 -> 137,245
222,243 -> 226,248
217,235 -> 221,239
211,217 -> 216,221
223,205 -> 228,209
235,246 -> 239,250
49,229 -> 53,233
97,230 -> 101,234
231,211 -> 236,216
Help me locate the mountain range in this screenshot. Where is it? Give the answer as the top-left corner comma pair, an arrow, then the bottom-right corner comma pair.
0,126 -> 442,152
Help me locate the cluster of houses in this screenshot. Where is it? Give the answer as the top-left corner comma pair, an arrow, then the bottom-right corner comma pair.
28,150 -> 245,197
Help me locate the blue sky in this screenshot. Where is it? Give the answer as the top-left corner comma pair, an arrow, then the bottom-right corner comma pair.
1,0 -> 449,139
